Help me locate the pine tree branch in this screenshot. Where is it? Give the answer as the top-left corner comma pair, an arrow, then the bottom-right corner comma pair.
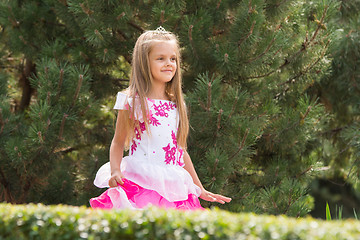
0,108 -> 5,135
276,39 -> 330,92
188,25 -> 199,60
159,10 -> 165,25
59,113 -> 69,140
54,146 -> 76,154
116,12 -> 126,21
71,74 -> 83,107
237,21 -> 256,48
212,29 -> 225,36
270,194 -> 279,210
283,189 -> 297,215
80,1 -> 94,16
320,127 -> 344,136
265,0 -> 289,10
113,30 -> 132,64
173,11 -> 185,32
227,94 -> 238,120
247,5 -> 330,81
296,166 -> 313,178
197,98 -> 208,112
310,5 -> 329,43
216,0 -> 222,9
128,21 -> 144,32
246,37 -> 276,63
58,0 -> 68,6
207,81 -> 212,111
115,29 -> 129,41
246,68 -> 278,80
346,159 -> 359,181
228,128 -> 249,161
271,105 -> 314,145
238,0 -> 258,49
18,35 -> 40,50
56,69 -> 64,101
0,65 -> 19,69
214,109 -> 223,142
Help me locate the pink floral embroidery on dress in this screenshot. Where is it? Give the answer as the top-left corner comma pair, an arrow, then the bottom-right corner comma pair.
149,116 -> 161,127
131,140 -> 137,155
177,148 -> 184,167
139,121 -> 146,132
134,127 -> 141,140
171,131 -> 177,145
172,130 -> 184,167
132,121 -> 146,154
143,106 -> 161,127
162,130 -> 184,166
153,101 -> 176,118
163,143 -> 176,165
169,102 -> 176,109
154,102 -> 168,117
134,121 -> 146,140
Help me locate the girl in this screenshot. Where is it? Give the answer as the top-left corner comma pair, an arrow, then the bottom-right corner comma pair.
90,27 -> 231,210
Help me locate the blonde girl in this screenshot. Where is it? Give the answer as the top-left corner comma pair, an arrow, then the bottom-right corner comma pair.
90,27 -> 231,210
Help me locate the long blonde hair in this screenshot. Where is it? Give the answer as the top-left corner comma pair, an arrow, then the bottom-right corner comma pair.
124,29 -> 189,148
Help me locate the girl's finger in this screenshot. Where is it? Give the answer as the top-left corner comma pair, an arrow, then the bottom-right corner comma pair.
212,193 -> 232,202
210,193 -> 231,204
211,194 -> 225,204
109,178 -> 116,188
116,176 -> 124,185
209,195 -> 217,202
208,193 -> 219,202
219,195 -> 232,202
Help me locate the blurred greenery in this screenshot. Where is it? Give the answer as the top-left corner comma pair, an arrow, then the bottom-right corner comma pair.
0,203 -> 359,239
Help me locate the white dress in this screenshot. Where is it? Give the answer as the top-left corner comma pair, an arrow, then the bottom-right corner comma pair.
90,92 -> 202,210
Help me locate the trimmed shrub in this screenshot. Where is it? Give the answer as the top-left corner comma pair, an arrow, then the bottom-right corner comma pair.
0,203 -> 359,240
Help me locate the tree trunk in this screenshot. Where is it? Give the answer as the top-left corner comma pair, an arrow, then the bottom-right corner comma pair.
0,168 -> 14,203
19,59 -> 36,111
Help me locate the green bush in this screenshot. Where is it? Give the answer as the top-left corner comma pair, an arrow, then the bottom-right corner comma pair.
0,203 -> 359,240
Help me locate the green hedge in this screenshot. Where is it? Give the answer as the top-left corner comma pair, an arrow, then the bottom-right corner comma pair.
0,203 -> 359,240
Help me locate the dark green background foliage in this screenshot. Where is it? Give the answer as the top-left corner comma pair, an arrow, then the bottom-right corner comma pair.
0,0 -> 359,219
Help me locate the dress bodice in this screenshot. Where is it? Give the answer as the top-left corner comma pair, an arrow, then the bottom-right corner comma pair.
126,96 -> 184,167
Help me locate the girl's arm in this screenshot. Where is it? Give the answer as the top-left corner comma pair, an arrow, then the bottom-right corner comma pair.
108,110 -> 128,187
183,151 -> 232,204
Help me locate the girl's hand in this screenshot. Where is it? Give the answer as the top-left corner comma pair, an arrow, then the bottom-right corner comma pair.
200,189 -> 232,204
108,170 -> 125,187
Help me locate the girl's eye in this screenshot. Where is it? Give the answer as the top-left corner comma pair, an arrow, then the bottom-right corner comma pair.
157,57 -> 163,60
171,57 -> 176,61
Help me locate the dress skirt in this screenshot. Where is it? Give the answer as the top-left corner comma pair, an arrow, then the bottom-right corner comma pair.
90,179 -> 203,210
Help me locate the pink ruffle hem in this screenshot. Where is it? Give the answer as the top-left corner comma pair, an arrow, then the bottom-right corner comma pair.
90,179 -> 204,210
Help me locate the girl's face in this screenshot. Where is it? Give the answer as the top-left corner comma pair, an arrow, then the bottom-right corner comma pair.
148,41 -> 177,87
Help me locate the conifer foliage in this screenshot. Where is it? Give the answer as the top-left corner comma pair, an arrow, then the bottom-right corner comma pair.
310,0 -> 360,214
0,0 -> 353,217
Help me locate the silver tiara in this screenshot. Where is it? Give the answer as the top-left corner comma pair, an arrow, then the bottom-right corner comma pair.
154,26 -> 167,34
